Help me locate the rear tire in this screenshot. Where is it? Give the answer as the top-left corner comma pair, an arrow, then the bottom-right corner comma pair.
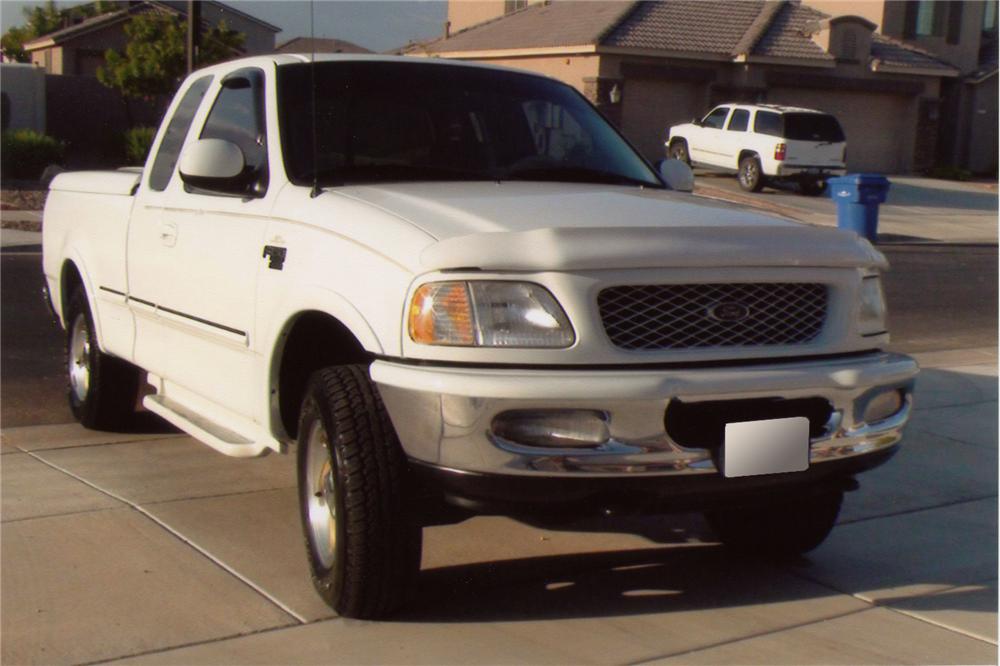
65,287 -> 139,429
801,179 -> 827,196
706,489 -> 843,558
297,365 -> 422,619
668,139 -> 690,165
738,155 -> 764,192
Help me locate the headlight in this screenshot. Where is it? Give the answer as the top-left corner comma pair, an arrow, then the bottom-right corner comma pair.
858,275 -> 887,336
409,281 -> 575,348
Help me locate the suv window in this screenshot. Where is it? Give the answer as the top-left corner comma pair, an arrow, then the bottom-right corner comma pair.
727,109 -> 750,132
199,68 -> 268,194
782,113 -> 845,142
754,110 -> 782,137
702,107 -> 730,129
149,76 -> 212,191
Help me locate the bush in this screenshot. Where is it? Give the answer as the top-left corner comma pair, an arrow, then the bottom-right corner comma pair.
124,126 -> 157,165
1,129 -> 64,181
927,165 -> 973,181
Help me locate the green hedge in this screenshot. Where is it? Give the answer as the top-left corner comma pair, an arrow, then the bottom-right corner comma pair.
124,126 -> 157,165
1,129 -> 65,181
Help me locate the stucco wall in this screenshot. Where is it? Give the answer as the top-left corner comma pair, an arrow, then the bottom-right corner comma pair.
448,0 -> 507,33
457,54 -> 601,92
804,1 -> 886,29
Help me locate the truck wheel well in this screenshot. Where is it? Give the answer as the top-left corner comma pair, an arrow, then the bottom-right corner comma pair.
276,312 -> 373,439
60,261 -> 84,322
738,149 -> 759,164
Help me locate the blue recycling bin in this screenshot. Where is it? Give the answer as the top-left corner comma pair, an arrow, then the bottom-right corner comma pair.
828,174 -> 891,242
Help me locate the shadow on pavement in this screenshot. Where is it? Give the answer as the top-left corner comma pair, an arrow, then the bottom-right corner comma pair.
885,183 -> 998,211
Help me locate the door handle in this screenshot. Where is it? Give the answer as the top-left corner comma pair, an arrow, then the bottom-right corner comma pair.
159,221 -> 177,247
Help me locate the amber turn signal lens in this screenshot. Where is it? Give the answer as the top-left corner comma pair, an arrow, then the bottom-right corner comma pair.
408,282 -> 475,345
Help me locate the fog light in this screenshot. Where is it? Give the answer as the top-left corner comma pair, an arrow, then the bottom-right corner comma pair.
491,410 -> 610,448
861,389 -> 904,424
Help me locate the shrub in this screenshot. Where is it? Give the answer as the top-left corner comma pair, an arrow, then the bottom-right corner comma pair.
927,165 -> 973,181
124,126 -> 157,165
1,129 -> 64,181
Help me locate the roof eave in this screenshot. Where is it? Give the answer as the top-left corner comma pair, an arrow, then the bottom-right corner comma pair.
870,60 -> 959,77
423,45 -> 599,59
596,45 -> 732,62
741,54 -> 836,68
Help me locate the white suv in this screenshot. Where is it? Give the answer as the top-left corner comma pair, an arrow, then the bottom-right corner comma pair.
667,103 -> 847,195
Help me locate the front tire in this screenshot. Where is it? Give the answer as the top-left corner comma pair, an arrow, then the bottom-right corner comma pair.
738,155 -> 765,192
65,287 -> 139,429
297,365 -> 422,619
668,139 -> 690,165
706,489 -> 843,558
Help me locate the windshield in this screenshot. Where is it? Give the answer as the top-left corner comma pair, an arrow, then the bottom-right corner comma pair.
276,61 -> 661,188
782,113 -> 845,143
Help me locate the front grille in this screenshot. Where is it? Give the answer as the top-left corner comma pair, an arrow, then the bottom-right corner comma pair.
598,283 -> 827,350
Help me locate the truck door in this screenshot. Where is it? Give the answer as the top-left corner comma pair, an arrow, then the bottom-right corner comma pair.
127,67 -> 274,421
689,106 -> 731,167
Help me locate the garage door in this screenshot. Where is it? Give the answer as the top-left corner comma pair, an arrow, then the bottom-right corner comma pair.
621,79 -> 704,162
767,88 -> 912,173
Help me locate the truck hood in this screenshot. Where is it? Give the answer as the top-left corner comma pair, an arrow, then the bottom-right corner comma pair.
330,182 -> 885,272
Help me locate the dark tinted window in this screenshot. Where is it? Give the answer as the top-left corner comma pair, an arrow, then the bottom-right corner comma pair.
200,69 -> 268,191
276,62 -> 660,188
702,107 -> 730,129
149,76 -> 212,191
727,109 -> 750,132
782,113 -> 845,142
754,110 -> 782,136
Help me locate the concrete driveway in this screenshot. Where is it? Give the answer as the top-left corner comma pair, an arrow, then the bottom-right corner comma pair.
694,174 -> 998,244
1,346 -> 996,665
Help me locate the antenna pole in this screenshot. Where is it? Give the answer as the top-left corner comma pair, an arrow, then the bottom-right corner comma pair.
309,0 -> 321,198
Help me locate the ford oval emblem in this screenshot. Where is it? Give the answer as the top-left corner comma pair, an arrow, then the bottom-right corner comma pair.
708,302 -> 750,322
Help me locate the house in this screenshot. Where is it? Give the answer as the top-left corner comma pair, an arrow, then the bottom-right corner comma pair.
23,0 -> 280,77
275,37 -> 372,55
808,0 -> 997,174
410,0 -> 961,174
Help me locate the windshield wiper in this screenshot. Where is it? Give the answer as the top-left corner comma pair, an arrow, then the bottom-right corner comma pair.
500,164 -> 660,188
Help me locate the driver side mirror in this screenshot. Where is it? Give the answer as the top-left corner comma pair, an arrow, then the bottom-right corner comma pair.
691,117 -> 703,127
178,138 -> 253,195
657,158 -> 694,192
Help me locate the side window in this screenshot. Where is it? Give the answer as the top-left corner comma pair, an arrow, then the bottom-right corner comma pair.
149,76 -> 212,191
727,109 -> 750,132
754,110 -> 783,137
702,107 -> 730,129
199,68 -> 268,194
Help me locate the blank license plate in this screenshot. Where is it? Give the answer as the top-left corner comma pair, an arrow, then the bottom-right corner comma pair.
722,417 -> 810,478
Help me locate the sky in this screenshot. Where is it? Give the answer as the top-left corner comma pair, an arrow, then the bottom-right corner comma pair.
0,0 -> 449,53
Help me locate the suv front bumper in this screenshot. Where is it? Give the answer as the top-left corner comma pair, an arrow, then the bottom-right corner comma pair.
373,352 -> 917,496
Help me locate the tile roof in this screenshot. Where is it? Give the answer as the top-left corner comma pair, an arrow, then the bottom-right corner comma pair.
870,34 -> 958,72
413,0 -> 958,76
276,37 -> 372,54
603,1 -> 764,54
419,1 -> 636,52
752,2 -> 833,61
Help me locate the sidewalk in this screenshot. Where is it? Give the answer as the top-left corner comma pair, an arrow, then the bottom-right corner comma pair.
2,347 -> 996,665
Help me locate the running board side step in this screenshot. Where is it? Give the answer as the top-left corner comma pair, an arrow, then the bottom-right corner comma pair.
143,394 -> 271,458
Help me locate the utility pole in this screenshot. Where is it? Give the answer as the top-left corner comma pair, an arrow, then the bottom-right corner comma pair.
187,0 -> 201,73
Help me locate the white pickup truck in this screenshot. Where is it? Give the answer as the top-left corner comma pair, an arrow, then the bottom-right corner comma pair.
43,55 -> 917,619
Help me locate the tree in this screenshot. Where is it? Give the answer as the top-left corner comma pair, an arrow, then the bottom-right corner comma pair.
98,12 -> 245,98
1,1 -> 122,63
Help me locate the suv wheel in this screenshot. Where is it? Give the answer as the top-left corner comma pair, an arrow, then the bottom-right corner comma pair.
801,179 -> 828,196
706,489 -> 843,558
65,287 -> 140,429
668,140 -> 690,165
738,155 -> 764,192
297,365 -> 422,619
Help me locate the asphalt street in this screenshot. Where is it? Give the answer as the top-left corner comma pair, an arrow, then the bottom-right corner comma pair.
2,241 -> 995,426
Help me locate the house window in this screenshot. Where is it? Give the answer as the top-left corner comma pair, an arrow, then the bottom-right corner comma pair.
984,0 -> 998,31
946,3 -> 963,44
504,0 -> 527,14
905,0 -> 946,37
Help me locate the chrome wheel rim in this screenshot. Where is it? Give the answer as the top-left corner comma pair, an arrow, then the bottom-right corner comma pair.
741,162 -> 758,187
305,419 -> 337,569
69,314 -> 91,402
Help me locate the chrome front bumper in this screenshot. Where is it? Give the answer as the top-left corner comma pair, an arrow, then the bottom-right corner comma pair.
372,352 -> 918,479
